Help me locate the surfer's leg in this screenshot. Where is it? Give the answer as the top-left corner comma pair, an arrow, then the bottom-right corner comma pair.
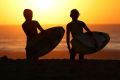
78,53 -> 84,60
26,49 -> 32,60
32,55 -> 39,60
70,48 -> 76,60
26,54 -> 31,60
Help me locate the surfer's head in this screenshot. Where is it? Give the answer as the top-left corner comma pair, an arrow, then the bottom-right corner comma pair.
70,9 -> 80,20
23,9 -> 33,21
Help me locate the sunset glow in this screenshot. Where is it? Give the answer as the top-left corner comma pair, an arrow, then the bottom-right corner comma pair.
0,0 -> 120,25
26,0 -> 54,10
0,0 -> 120,60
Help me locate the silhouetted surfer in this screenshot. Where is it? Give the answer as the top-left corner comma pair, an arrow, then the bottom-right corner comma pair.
22,9 -> 44,60
66,9 -> 97,61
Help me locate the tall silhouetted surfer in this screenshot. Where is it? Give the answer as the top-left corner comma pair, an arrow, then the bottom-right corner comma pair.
66,9 -> 97,61
22,9 -> 44,60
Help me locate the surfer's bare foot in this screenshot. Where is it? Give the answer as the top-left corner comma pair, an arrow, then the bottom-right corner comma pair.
70,49 -> 76,61
79,54 -> 84,61
33,58 -> 39,61
32,56 -> 39,61
70,56 -> 76,61
79,58 -> 84,61
70,58 -> 75,61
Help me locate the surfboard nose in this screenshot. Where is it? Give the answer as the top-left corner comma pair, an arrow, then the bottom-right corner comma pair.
54,26 -> 65,38
55,26 -> 65,32
59,26 -> 65,33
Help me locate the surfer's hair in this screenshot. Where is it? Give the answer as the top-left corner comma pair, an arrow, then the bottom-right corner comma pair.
23,9 -> 33,20
70,9 -> 80,19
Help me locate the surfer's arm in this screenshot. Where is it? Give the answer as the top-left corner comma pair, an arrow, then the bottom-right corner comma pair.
83,23 -> 99,48
82,22 -> 91,33
36,21 -> 44,32
66,25 -> 71,50
38,26 -> 44,32
35,21 -> 53,46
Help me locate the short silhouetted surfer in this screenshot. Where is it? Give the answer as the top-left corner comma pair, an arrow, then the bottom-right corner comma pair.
66,9 -> 98,61
22,9 -> 44,60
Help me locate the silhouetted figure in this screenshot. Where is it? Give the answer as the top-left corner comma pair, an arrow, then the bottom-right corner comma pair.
22,9 -> 44,60
66,9 -> 96,61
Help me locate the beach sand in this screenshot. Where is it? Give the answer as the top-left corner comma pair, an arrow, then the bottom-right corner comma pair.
0,50 -> 120,80
0,59 -> 120,80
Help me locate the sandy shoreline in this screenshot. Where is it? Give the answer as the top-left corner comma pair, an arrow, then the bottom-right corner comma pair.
0,50 -> 120,80
0,58 -> 120,80
0,49 -> 120,60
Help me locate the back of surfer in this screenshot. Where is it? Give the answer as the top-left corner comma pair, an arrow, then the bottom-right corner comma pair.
22,9 -> 44,60
66,9 -> 97,61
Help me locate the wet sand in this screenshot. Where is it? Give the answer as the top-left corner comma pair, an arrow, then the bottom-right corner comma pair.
0,49 -> 120,60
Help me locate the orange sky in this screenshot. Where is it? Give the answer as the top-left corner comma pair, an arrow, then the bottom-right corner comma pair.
0,0 -> 120,25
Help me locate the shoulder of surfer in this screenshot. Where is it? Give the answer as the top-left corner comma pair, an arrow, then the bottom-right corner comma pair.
22,20 -> 38,24
22,20 -> 39,29
66,21 -> 76,27
66,22 -> 72,29
32,20 -> 39,24
31,20 -> 41,27
78,20 -> 86,25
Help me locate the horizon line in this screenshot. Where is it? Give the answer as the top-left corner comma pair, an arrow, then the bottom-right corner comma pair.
0,23 -> 120,26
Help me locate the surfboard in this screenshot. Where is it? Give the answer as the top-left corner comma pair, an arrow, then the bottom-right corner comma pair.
26,26 -> 65,59
71,32 -> 110,54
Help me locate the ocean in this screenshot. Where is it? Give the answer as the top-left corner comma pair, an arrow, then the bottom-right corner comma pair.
0,24 -> 120,59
